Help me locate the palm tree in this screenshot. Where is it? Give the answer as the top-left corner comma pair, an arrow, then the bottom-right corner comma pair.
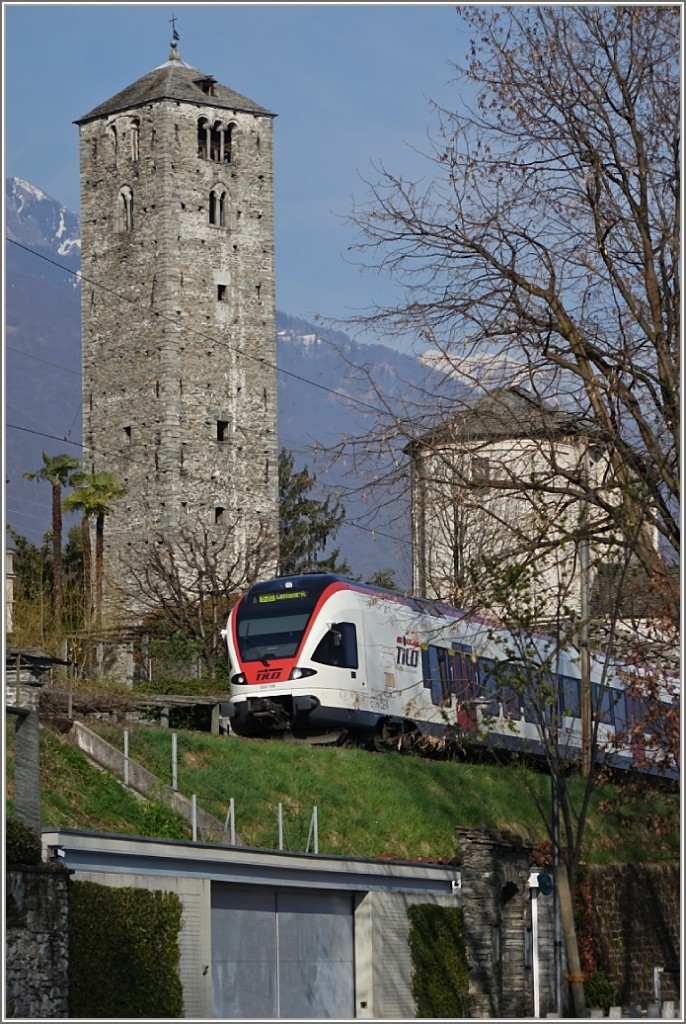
64,472 -> 127,631
24,452 -> 81,628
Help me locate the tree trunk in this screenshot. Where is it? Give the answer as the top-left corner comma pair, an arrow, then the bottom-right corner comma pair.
81,515 -> 93,631
555,864 -> 587,1017
95,514 -> 104,631
51,480 -> 62,628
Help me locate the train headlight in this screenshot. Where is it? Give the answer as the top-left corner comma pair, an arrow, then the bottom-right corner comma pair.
289,667 -> 316,680
231,672 -> 247,686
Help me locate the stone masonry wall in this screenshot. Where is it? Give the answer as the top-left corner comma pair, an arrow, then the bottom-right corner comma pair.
5,867 -> 71,1018
590,862 -> 680,1007
456,827 -> 558,1019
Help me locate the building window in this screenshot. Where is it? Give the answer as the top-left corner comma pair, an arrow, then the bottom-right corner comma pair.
109,123 -> 118,157
196,76 -> 216,97
214,505 -> 225,524
130,118 -> 140,160
123,425 -> 132,445
117,185 -> 134,231
197,117 -> 209,158
209,122 -> 223,162
209,188 -> 226,227
471,456 -> 490,485
224,123 -> 234,164
198,116 -> 233,163
217,419 -> 230,442
217,284 -> 228,303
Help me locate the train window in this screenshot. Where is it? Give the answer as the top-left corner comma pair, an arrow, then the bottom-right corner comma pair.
452,643 -> 477,703
421,647 -> 432,689
425,646 -> 452,706
312,622 -> 358,669
521,671 -> 554,725
436,648 -> 453,706
522,689 -> 538,724
559,676 -> 581,718
501,682 -> 521,720
476,659 -> 500,717
611,691 -> 628,735
237,610 -> 311,660
625,694 -> 645,726
592,683 -> 614,726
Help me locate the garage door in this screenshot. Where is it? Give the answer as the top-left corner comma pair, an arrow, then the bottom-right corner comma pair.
211,885 -> 355,1019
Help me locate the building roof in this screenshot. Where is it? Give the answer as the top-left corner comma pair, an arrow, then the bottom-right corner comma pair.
590,561 -> 680,623
75,52 -> 275,125
6,647 -> 71,669
407,386 -> 589,450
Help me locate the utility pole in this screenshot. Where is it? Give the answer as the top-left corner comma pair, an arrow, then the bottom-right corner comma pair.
580,445 -> 592,779
551,773 -> 563,1013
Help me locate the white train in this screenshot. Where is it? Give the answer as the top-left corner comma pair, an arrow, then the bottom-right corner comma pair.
222,573 -> 675,774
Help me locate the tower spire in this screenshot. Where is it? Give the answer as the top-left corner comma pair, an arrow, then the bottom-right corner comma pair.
169,14 -> 180,61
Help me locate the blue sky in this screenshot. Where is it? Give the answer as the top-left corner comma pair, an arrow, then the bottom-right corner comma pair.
3,1 -> 471,340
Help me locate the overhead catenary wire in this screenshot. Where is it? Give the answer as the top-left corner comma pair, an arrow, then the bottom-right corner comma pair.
5,238 -> 412,553
6,238 -> 384,416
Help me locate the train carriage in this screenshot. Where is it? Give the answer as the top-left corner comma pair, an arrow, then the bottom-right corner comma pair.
221,573 -> 677,775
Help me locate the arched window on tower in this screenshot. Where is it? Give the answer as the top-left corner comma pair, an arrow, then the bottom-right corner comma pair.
209,188 -> 226,227
118,185 -> 134,232
224,123 -> 235,164
198,118 -> 234,164
130,118 -> 140,161
209,121 -> 223,162
197,117 -> 209,159
109,123 -> 118,158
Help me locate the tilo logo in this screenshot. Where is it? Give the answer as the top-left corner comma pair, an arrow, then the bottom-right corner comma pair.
396,635 -> 420,669
256,668 -> 282,682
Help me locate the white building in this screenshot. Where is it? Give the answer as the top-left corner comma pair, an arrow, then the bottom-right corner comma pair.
407,387 -> 649,625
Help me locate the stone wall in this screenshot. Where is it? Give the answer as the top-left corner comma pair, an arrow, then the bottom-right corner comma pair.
5,866 -> 71,1018
456,827 -> 558,1018
590,862 -> 680,1006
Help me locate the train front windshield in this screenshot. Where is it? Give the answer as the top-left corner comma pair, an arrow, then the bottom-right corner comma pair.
234,578 -> 330,663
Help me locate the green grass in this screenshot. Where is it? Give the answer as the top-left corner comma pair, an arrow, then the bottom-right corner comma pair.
9,718 -> 675,865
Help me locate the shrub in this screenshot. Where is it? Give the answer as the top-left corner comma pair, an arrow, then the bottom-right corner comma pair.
5,817 -> 42,866
69,881 -> 184,1017
585,968 -> 617,1013
139,800 -> 188,840
408,903 -> 469,1017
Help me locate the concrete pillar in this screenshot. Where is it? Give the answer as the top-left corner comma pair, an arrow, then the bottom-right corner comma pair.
14,710 -> 41,834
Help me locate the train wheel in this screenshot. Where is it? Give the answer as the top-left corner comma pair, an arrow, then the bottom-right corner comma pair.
373,720 -> 420,754
372,720 -> 397,752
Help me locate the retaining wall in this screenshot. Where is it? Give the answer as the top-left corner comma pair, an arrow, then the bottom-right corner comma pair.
6,866 -> 71,1018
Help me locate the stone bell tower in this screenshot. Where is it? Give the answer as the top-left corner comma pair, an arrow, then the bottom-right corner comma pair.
76,33 -> 278,619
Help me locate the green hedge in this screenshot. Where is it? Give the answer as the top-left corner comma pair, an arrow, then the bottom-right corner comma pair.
408,903 -> 469,1018
69,881 -> 184,1017
5,816 -> 42,866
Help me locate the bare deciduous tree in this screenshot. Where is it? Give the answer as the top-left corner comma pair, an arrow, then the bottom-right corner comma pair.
341,5 -> 679,600
334,9 -> 679,1011
122,519 -> 276,677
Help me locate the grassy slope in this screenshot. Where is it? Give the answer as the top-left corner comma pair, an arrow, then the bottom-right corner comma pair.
5,718 -> 679,864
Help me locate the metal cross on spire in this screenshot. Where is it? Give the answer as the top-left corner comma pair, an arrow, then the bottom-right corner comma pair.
169,13 -> 180,59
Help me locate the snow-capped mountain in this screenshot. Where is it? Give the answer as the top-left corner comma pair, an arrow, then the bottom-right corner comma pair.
5,177 -> 81,271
